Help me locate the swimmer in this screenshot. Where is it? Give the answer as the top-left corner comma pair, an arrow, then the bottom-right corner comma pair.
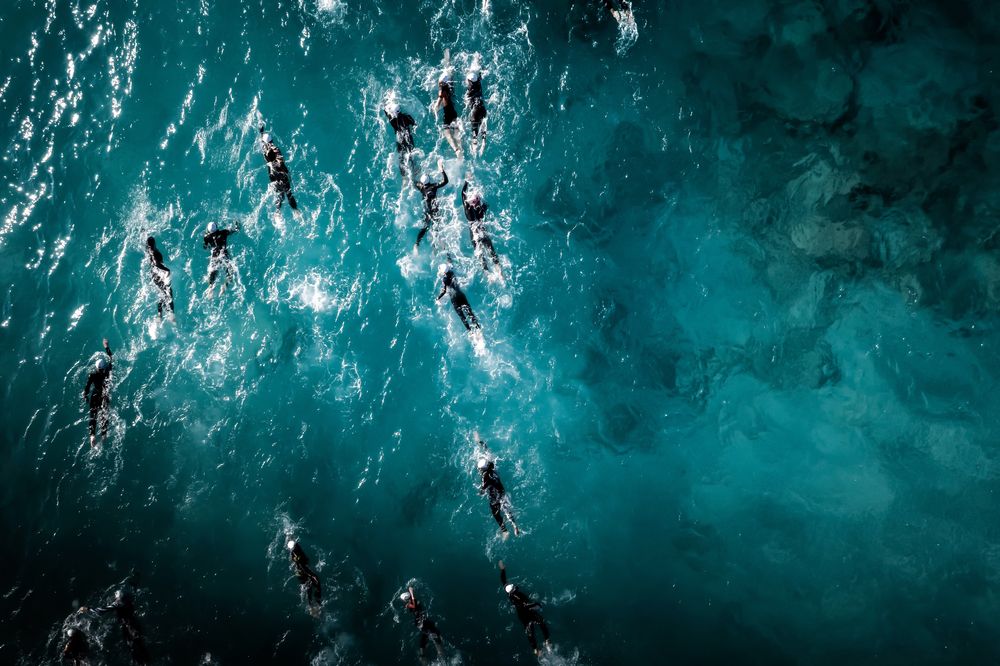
461,179 -> 503,277
286,539 -> 323,609
82,338 -> 113,448
498,561 -> 552,657
399,587 -> 444,663
62,628 -> 89,665
145,237 -> 175,321
258,126 -> 298,211
436,263 -> 480,331
604,0 -> 632,22
80,589 -> 150,665
412,159 -> 448,252
432,68 -> 462,158
202,221 -> 239,296
465,61 -> 487,157
384,101 -> 417,178
475,433 -> 520,538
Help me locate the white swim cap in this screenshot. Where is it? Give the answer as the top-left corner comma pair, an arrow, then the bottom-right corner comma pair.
115,589 -> 123,600
385,101 -> 400,117
439,68 -> 453,84
477,458 -> 488,471
504,584 -> 515,594
96,357 -> 109,371
67,628 -> 75,637
419,173 -> 429,185
261,133 -> 271,144
400,592 -> 411,602
287,539 -> 296,550
207,221 -> 218,233
466,64 -> 481,82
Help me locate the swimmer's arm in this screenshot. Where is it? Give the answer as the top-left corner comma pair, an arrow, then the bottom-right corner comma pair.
103,338 -> 112,362
499,560 -> 507,586
437,285 -> 447,301
407,586 -> 417,609
439,168 -> 448,187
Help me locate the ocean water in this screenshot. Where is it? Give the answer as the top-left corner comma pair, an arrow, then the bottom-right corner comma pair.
2,0 -> 1000,663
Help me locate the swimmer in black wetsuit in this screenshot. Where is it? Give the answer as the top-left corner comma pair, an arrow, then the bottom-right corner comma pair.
433,70 -> 462,158
202,221 -> 238,296
259,126 -> 298,211
82,339 -> 113,448
145,237 -> 175,321
400,586 -> 444,662
80,590 -> 149,665
498,561 -> 551,657
465,63 -> 487,157
437,264 -> 480,331
62,628 -> 89,665
286,539 -> 323,609
475,433 -> 520,538
461,180 -> 503,277
384,101 -> 417,178
413,159 -> 448,253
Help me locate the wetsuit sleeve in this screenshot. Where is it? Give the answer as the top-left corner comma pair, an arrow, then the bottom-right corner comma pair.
500,568 -> 508,587
84,373 -> 94,399
437,284 -> 447,301
439,170 -> 449,187
105,343 -> 113,372
203,235 -> 209,249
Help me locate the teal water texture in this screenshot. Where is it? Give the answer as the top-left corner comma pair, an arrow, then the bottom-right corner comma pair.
3,0 -> 1000,664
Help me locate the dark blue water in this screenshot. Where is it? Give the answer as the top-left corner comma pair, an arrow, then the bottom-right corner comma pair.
3,0 -> 1000,664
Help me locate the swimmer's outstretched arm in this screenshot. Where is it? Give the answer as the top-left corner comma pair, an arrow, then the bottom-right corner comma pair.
437,285 -> 447,301
407,586 -> 417,609
498,560 -> 507,586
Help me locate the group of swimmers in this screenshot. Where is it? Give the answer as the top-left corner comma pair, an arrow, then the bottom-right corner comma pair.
68,28 -> 636,659
384,53 -> 507,333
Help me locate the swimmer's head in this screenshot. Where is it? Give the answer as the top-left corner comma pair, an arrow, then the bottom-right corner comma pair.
261,133 -> 271,144
96,357 -> 109,371
399,591 -> 411,603
477,458 -> 489,471
466,64 -> 481,82
439,68 -> 453,85
419,173 -> 429,185
287,539 -> 297,551
504,584 -> 515,594
67,628 -> 76,638
115,589 -> 126,601
146,236 -> 156,248
385,101 -> 400,117
207,221 -> 218,233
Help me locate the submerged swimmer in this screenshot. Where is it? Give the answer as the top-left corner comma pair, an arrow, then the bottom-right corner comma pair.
258,126 -> 298,211
437,264 -> 480,331
82,339 -> 113,448
604,0 -> 633,22
412,159 -> 448,252
202,221 -> 239,296
400,587 -> 444,662
286,539 -> 323,609
80,589 -> 150,665
433,69 -> 462,158
465,62 -> 487,157
498,561 -> 552,657
384,101 -> 417,178
145,237 -> 175,321
62,628 -> 89,665
461,180 -> 503,277
475,433 -> 520,538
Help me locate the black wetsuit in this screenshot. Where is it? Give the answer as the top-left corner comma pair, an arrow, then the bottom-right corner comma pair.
203,228 -> 237,286
262,140 -> 298,210
83,344 -> 113,440
438,81 -> 459,126
466,78 -> 487,139
413,170 -> 448,248
479,461 -> 512,532
289,543 -> 322,604
92,595 -> 149,664
437,269 -> 479,331
500,570 -> 550,652
145,239 -> 174,317
405,597 -> 442,653
62,631 -> 89,665
385,111 -> 416,175
462,182 -> 501,273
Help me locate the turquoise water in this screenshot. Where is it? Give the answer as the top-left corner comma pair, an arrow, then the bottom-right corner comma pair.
3,0 -> 1000,663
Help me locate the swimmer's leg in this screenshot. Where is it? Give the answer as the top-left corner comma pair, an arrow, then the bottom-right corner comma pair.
89,406 -> 98,447
288,193 -> 298,210
489,497 -> 507,531
415,219 -> 431,251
